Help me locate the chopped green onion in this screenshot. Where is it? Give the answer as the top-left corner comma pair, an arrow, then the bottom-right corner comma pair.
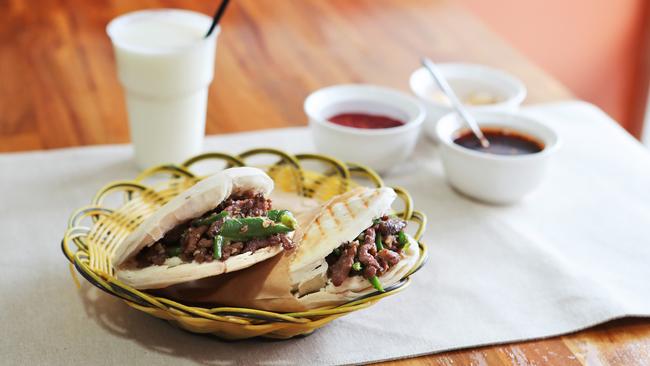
369,276 -> 384,292
375,232 -> 384,251
372,218 -> 382,225
352,262 -> 362,271
333,248 -> 341,256
213,235 -> 224,259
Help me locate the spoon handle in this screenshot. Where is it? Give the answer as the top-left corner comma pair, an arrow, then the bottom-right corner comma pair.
421,58 -> 490,148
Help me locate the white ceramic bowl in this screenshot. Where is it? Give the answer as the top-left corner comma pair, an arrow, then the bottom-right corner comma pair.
410,63 -> 527,141
305,84 -> 426,173
436,111 -> 559,204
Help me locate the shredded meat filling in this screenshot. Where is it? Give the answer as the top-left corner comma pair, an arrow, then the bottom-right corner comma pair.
135,191 -> 293,268
358,228 -> 382,278
330,243 -> 358,286
136,243 -> 167,266
219,192 -> 271,218
375,217 -> 407,236
326,215 -> 408,286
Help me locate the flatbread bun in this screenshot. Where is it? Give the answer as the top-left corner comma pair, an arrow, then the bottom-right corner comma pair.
287,186 -> 419,306
116,246 -> 283,290
112,167 -> 282,290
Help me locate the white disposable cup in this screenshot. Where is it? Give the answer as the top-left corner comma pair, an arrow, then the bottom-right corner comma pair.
107,9 -> 218,168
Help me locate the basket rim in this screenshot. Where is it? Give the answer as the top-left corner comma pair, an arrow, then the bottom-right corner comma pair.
61,149 -> 429,324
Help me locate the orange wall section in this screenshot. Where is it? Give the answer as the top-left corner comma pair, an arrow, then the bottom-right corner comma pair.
461,0 -> 648,134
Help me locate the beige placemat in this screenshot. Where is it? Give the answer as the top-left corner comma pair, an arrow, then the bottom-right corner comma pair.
1,101 -> 649,365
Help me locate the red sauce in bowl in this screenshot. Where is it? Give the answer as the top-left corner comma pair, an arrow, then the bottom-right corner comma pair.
328,113 -> 404,129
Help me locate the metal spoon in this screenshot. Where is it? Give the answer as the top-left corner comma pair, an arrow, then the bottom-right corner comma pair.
420,57 -> 490,148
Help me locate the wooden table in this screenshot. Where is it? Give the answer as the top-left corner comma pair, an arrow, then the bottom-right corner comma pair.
2,0 -> 648,364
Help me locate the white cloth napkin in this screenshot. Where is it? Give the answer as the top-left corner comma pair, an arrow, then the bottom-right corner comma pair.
1,101 -> 649,365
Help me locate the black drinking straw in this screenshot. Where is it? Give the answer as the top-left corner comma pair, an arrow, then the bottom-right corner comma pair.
205,0 -> 231,38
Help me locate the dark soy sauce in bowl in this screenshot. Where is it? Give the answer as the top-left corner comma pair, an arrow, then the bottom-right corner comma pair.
454,128 -> 544,156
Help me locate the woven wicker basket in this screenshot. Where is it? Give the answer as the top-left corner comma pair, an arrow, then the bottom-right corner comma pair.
61,149 -> 428,340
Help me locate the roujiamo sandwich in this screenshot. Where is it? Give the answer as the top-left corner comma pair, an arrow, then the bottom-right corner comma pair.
112,167 -> 297,290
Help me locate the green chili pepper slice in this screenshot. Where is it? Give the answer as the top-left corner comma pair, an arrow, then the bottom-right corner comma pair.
267,210 -> 298,229
279,212 -> 297,229
375,232 -> 384,251
267,209 -> 287,222
213,235 -> 224,259
219,217 -> 293,240
369,276 -> 384,292
167,246 -> 182,257
398,231 -> 409,251
193,211 -> 229,227
352,262 -> 362,271
397,231 -> 408,246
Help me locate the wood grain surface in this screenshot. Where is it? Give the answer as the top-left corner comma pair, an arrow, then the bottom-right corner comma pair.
1,0 -> 571,152
2,0 -> 649,365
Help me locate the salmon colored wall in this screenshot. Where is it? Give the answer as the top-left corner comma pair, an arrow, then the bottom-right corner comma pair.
461,0 -> 648,135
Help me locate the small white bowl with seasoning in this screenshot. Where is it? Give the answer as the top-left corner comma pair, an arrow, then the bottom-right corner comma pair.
305,84 -> 426,173
436,111 -> 559,204
410,63 -> 527,141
